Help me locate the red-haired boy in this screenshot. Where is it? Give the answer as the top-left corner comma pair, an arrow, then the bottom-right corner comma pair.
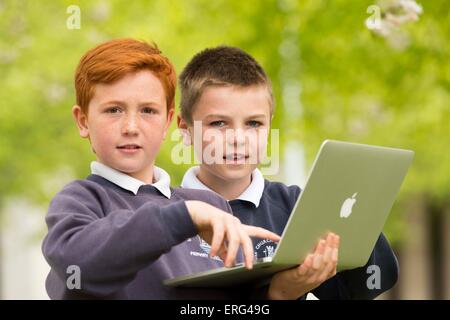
42,39 -> 279,299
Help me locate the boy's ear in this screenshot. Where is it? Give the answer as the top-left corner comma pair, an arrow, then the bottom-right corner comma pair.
72,105 -> 89,138
177,115 -> 192,146
177,115 -> 186,129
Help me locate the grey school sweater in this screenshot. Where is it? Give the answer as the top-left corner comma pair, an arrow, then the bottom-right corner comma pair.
42,174 -> 252,299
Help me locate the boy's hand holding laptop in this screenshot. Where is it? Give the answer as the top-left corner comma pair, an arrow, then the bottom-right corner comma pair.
268,232 -> 340,300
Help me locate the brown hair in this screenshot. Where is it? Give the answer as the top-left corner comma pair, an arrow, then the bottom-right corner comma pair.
75,38 -> 176,114
179,46 -> 273,123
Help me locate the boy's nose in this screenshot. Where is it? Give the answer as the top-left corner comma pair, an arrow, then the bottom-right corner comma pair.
122,116 -> 139,135
226,128 -> 246,146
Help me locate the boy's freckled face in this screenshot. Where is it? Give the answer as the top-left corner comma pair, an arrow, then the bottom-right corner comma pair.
189,85 -> 271,182
83,70 -> 173,182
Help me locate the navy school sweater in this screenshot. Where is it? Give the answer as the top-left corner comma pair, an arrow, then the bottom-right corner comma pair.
230,179 -> 399,299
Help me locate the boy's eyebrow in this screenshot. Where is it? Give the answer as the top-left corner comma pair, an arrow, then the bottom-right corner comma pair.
203,114 -> 268,120
99,100 -> 161,107
99,100 -> 127,107
244,114 -> 267,120
203,114 -> 232,120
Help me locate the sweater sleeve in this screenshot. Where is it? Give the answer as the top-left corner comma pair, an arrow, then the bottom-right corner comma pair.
42,182 -> 198,297
311,232 -> 399,300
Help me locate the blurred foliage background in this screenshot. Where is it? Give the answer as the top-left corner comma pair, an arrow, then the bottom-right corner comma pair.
0,0 -> 449,299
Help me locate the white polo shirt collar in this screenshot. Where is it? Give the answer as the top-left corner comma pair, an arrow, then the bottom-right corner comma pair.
181,166 -> 265,207
91,161 -> 171,198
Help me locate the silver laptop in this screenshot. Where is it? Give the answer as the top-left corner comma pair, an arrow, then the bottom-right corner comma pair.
164,140 -> 414,288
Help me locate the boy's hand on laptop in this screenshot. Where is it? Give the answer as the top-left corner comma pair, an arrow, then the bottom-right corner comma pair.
185,201 -> 281,270
267,232 -> 340,300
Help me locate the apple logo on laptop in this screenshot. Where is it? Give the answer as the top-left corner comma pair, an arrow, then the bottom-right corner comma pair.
340,193 -> 357,218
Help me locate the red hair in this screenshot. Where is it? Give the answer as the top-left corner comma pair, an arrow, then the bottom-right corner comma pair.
75,38 -> 176,113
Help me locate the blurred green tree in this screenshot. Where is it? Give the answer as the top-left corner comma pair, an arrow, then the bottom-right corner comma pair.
0,0 -> 448,247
